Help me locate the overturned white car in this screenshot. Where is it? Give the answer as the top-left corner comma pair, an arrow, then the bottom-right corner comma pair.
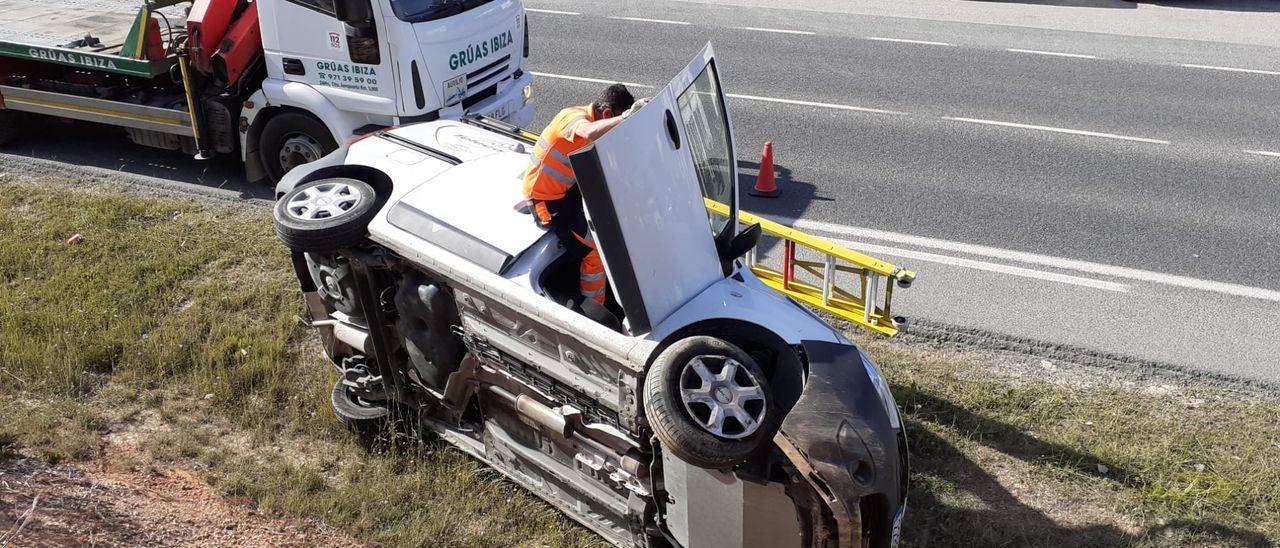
273,44 -> 907,547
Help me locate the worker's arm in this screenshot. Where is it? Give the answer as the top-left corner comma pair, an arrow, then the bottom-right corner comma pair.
573,116 -> 626,141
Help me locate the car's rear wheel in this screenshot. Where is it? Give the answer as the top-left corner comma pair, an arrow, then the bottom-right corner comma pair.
644,336 -> 776,469
331,378 -> 391,450
274,177 -> 379,252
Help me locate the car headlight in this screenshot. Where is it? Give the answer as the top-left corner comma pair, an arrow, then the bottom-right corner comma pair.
522,83 -> 533,106
860,350 -> 901,429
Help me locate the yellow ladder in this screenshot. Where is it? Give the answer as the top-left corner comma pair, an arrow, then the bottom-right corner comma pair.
707,200 -> 916,336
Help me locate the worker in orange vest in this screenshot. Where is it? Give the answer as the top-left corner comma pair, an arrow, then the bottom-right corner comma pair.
522,84 -> 644,307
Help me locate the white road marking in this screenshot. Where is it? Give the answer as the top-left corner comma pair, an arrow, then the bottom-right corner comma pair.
530,72 -> 653,89
826,238 -> 1130,292
726,93 -> 904,115
525,8 -> 580,15
865,36 -> 955,47
943,117 -> 1169,144
1181,63 -> 1280,76
533,72 -> 899,114
608,16 -> 690,25
787,218 -> 1280,303
1245,150 -> 1280,158
1006,48 -> 1097,59
737,26 -> 815,35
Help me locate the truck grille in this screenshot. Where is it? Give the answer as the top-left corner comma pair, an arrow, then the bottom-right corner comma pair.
466,54 -> 511,93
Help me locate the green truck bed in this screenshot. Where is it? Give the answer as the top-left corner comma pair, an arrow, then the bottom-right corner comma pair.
0,0 -> 187,77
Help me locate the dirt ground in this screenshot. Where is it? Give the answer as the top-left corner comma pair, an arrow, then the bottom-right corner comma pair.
0,453 -> 363,548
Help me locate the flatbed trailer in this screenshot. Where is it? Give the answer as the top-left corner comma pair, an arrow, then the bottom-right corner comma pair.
0,0 -> 186,77
0,0 -> 197,138
0,0 -> 535,183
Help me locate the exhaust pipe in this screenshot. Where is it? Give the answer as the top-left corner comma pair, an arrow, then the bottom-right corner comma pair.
310,318 -> 371,353
485,385 -> 647,479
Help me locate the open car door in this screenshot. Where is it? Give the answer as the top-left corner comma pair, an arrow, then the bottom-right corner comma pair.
570,43 -> 740,334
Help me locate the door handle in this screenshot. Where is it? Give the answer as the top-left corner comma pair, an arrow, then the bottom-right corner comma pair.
665,109 -> 680,149
282,58 -> 305,75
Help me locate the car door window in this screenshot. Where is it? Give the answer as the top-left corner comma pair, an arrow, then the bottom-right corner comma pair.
675,60 -> 735,239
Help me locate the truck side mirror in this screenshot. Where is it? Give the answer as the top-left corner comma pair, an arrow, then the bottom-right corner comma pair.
334,0 -> 374,23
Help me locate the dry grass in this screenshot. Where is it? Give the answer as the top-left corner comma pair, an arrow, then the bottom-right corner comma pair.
856,333 -> 1280,547
1,179 -> 1277,547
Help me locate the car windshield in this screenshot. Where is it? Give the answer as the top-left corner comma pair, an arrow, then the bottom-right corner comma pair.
676,61 -> 736,238
389,0 -> 495,22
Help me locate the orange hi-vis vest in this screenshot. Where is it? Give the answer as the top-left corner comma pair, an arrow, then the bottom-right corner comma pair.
522,104 -> 597,224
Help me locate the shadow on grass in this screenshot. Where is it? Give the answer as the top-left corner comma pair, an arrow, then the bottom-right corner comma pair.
899,390 -> 1273,547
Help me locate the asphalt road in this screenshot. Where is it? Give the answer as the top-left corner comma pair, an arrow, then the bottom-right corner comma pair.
2,0 -> 1277,382
521,0 -> 1280,381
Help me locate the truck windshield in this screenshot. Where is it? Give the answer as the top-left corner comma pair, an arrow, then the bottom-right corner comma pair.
389,0 -> 496,22
676,60 -> 736,238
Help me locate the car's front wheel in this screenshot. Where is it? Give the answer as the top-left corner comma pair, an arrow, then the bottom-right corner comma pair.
274,177 -> 379,253
644,336 -> 776,469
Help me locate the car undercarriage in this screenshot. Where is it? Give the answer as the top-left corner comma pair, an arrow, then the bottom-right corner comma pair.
295,246 -> 905,547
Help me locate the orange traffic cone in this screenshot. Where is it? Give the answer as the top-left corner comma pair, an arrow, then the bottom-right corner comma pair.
749,141 -> 780,198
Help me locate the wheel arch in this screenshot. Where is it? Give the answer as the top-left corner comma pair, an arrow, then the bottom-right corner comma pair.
648,318 -> 806,416
248,105 -> 340,169
276,162 -> 394,199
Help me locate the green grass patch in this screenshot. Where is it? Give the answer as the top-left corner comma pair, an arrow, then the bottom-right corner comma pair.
0,180 -> 596,546
2,179 -> 1278,547
859,336 -> 1280,546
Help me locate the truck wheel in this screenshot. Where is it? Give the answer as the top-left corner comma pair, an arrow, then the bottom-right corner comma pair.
331,379 -> 391,450
0,110 -> 22,146
644,336 -> 776,469
260,112 -> 338,183
274,177 -> 380,252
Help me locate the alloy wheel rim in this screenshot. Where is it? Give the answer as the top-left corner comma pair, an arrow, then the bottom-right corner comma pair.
678,355 -> 767,439
286,182 -> 362,221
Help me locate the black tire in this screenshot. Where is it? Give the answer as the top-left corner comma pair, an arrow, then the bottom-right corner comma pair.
0,110 -> 22,147
259,111 -> 338,183
331,379 -> 391,450
644,336 -> 777,469
274,177 -> 379,252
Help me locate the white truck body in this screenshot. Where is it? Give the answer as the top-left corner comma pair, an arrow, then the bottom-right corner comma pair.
0,0 -> 533,182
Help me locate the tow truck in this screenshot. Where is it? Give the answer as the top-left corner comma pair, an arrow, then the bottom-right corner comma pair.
0,0 -> 534,183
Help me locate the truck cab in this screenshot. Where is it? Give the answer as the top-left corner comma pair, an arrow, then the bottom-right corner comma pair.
249,0 -> 534,181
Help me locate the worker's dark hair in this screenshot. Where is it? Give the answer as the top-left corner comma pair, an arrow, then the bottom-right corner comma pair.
597,84 -> 635,117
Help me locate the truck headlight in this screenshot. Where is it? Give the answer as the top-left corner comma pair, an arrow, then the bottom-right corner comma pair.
522,83 -> 533,106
